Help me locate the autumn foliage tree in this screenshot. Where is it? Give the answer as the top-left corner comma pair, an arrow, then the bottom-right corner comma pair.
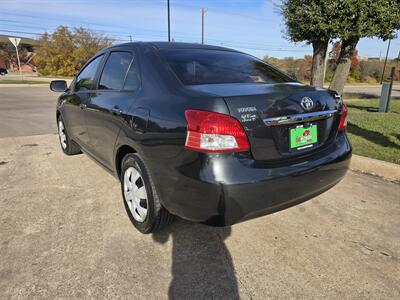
35,26 -> 113,76
330,41 -> 359,71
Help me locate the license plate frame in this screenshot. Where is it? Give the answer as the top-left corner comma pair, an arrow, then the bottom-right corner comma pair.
289,124 -> 318,151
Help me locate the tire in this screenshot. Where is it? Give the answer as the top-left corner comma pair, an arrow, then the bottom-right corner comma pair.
57,115 -> 81,155
121,153 -> 174,234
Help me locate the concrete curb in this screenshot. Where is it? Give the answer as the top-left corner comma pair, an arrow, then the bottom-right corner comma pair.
350,154 -> 400,183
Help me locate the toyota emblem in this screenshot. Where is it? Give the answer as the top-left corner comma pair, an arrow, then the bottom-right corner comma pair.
300,97 -> 314,111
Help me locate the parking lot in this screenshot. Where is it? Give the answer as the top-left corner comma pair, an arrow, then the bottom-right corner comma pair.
1,87 -> 399,299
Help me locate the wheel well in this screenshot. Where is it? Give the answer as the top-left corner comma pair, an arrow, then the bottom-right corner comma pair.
115,145 -> 136,178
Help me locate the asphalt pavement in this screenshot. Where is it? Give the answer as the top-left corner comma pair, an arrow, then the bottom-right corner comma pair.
0,86 -> 399,298
344,85 -> 400,98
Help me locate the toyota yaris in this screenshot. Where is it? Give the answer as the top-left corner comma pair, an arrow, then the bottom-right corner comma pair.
50,42 -> 351,234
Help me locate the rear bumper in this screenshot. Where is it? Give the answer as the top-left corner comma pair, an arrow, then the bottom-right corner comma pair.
150,133 -> 352,226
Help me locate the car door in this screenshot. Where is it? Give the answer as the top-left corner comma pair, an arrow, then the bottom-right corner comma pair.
62,54 -> 104,148
85,50 -> 140,169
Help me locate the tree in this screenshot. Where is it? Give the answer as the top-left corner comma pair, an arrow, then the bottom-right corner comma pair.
329,42 -> 342,62
329,42 -> 360,71
281,0 -> 342,87
35,26 -> 113,76
329,0 -> 400,93
0,41 -> 29,70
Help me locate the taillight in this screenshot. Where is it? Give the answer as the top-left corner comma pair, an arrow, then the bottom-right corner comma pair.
185,109 -> 250,152
338,103 -> 348,131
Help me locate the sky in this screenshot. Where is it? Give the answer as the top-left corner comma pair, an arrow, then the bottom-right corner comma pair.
1,0 -> 399,59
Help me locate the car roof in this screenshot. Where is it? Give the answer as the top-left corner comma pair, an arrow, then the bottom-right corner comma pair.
106,41 -> 240,53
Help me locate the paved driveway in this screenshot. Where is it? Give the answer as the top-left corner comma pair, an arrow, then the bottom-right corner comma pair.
0,86 -> 399,298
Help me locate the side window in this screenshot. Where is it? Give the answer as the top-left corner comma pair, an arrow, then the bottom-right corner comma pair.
123,61 -> 140,91
99,52 -> 133,90
75,55 -> 103,92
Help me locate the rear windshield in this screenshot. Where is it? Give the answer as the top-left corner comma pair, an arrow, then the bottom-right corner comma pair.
159,49 -> 293,85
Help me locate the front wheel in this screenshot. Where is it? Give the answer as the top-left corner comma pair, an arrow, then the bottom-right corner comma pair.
57,116 -> 81,155
121,153 -> 174,234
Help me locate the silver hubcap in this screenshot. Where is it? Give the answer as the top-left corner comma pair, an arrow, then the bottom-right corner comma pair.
58,120 -> 67,149
123,167 -> 148,222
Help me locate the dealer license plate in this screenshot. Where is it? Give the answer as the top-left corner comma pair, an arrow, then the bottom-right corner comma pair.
290,124 -> 318,150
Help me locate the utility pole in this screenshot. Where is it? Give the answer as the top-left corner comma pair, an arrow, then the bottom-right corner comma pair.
380,39 -> 391,84
129,35 -> 132,42
167,0 -> 171,42
201,7 -> 207,44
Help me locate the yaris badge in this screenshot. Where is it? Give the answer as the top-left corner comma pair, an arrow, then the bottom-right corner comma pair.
300,97 -> 314,111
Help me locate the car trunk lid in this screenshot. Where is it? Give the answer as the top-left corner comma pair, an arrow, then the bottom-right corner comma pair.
185,83 -> 342,161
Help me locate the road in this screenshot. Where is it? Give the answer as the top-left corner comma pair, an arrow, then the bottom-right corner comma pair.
0,86 -> 399,298
344,84 -> 400,98
0,87 -> 58,138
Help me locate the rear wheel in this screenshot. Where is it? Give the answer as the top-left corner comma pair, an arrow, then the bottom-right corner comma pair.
121,153 -> 174,234
57,116 -> 81,155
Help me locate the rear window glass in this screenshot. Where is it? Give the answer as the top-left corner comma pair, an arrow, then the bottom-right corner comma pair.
159,49 -> 293,85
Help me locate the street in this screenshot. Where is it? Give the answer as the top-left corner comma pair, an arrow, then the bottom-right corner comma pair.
0,86 -> 399,298
344,85 -> 400,99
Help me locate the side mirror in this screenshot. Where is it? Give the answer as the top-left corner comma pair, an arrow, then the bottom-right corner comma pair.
50,80 -> 68,92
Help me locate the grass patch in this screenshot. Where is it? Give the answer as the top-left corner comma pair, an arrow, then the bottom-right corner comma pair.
0,79 -> 50,84
346,99 -> 400,164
